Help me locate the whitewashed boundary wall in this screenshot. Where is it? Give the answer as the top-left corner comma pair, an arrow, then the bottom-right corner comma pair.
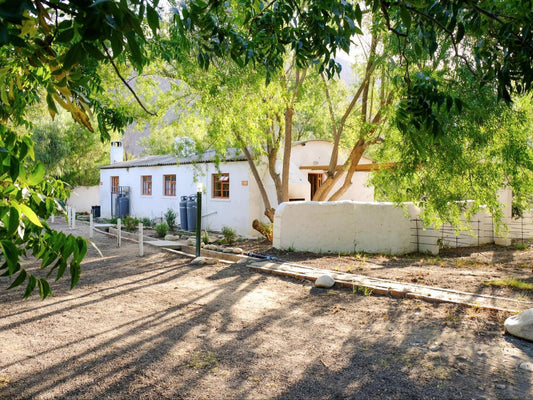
273,201 -> 532,255
67,186 -> 100,213
506,211 -> 533,242
273,201 -> 424,255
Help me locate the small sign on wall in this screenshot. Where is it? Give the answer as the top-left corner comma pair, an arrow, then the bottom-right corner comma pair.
241,180 -> 248,186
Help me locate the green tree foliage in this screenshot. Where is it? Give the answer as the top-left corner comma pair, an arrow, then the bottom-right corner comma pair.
0,128 -> 87,298
372,74 -> 533,225
0,0 -> 159,297
31,111 -> 109,186
2,0 -> 533,297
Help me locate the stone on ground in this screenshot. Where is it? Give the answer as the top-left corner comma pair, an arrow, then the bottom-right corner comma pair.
164,234 -> 179,241
315,275 -> 335,288
191,257 -> 217,265
232,247 -> 244,254
204,244 -> 218,251
504,308 -> 533,342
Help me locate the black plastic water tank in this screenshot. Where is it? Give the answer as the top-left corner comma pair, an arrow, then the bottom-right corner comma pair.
179,196 -> 188,231
116,196 -> 129,218
187,195 -> 197,231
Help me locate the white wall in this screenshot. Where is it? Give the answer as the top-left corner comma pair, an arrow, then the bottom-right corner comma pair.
100,161 -> 254,236
506,210 -> 533,241
291,140 -> 375,202
273,201 -> 518,255
67,186 -> 99,213
273,201 -> 421,255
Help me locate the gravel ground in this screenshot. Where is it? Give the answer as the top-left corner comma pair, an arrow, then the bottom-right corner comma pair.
0,219 -> 531,399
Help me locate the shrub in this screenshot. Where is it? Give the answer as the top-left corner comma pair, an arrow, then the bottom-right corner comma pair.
141,217 -> 152,227
123,216 -> 139,232
155,222 -> 169,238
221,226 -> 237,245
164,209 -> 177,230
202,230 -> 209,244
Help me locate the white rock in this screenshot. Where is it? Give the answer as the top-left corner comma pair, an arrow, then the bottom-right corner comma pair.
222,247 -> 234,253
315,275 -> 335,288
187,238 -> 196,246
164,234 -> 179,241
204,244 -> 218,251
190,257 -> 217,265
519,362 -> 533,372
232,247 -> 244,254
504,309 -> 533,342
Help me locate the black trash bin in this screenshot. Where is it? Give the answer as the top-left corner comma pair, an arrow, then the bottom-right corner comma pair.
179,196 -> 188,231
186,195 -> 197,231
91,205 -> 101,218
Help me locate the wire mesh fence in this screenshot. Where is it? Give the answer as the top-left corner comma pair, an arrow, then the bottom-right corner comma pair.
411,213 -> 533,252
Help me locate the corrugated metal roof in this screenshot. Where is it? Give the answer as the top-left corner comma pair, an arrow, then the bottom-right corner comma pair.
100,148 -> 247,169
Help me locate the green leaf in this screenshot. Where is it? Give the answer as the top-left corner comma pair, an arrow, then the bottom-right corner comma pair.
7,269 -> 27,289
399,7 -> 411,27
23,275 -> 36,298
6,207 -> 19,236
0,240 -> 18,275
147,5 -> 160,34
56,28 -> 75,44
456,22 -> 465,43
63,42 -> 83,70
26,163 -> 46,186
110,30 -> 123,56
125,32 -> 142,69
70,263 -> 81,289
37,278 -> 52,299
18,204 -> 43,227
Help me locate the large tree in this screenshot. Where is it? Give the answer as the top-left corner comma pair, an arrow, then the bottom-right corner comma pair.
2,0 -> 533,297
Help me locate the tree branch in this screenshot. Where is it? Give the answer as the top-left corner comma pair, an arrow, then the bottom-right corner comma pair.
101,42 -> 157,116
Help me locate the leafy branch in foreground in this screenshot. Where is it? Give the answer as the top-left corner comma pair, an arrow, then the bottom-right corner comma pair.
0,128 -> 87,299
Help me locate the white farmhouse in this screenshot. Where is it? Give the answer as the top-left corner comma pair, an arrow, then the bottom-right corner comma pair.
99,140 -> 375,236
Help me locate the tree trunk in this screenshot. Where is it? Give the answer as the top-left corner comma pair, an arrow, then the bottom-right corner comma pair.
328,141 -> 367,201
267,117 -> 283,205
237,138 -> 275,223
280,105 -> 293,203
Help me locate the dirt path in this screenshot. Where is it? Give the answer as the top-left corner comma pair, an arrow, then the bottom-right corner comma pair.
0,220 -> 532,399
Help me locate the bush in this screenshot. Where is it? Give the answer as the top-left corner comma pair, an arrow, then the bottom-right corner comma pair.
155,222 -> 169,238
164,208 -> 177,231
141,217 -> 152,227
221,226 -> 237,245
202,230 -> 209,244
123,216 -> 139,232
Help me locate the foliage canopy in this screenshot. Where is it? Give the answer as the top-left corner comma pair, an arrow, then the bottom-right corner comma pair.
1,0 -> 533,297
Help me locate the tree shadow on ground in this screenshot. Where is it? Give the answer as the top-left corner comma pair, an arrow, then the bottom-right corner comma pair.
1,237 -> 532,400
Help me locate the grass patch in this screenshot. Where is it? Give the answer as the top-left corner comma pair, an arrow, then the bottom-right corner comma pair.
484,279 -> 533,292
188,351 -> 218,370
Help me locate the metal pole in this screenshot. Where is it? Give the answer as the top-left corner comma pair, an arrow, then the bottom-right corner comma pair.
196,189 -> 202,257
89,213 -> 94,240
117,218 -> 122,248
139,222 -> 144,257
